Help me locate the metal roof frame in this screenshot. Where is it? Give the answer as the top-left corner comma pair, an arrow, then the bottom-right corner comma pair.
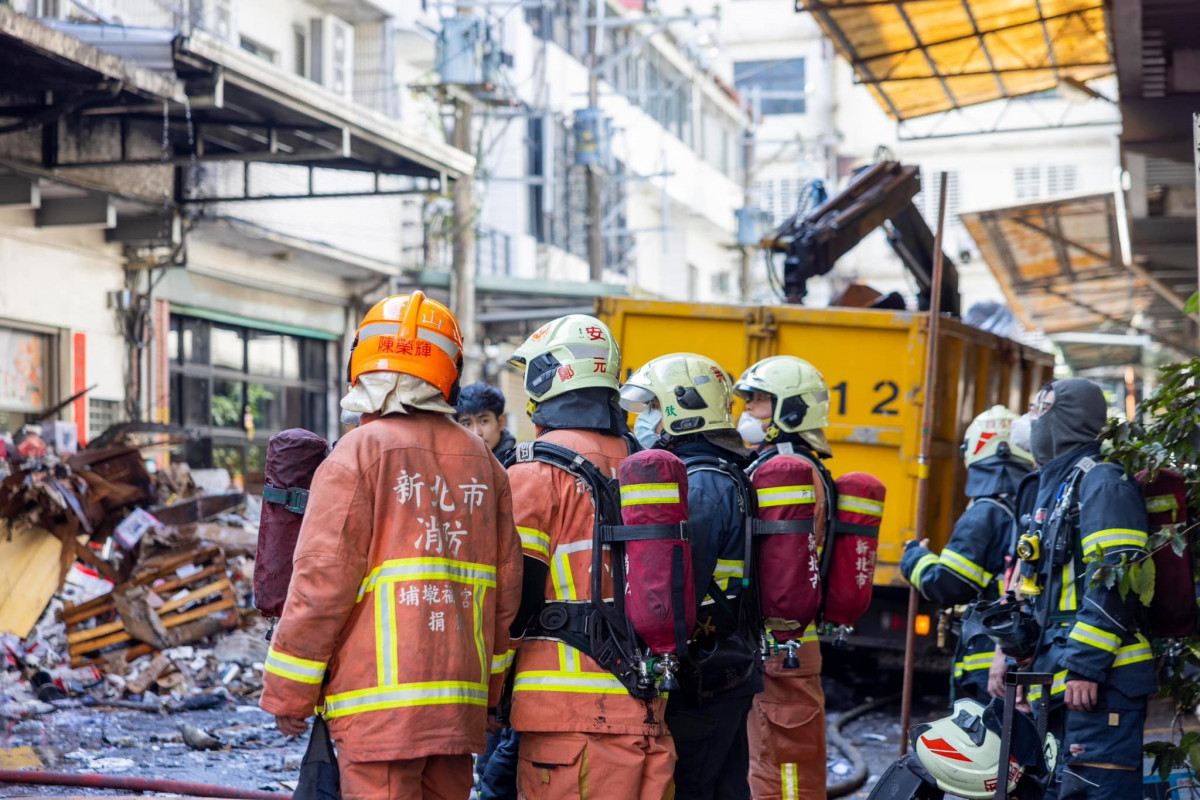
795,0 -> 1115,121
961,191 -> 1198,354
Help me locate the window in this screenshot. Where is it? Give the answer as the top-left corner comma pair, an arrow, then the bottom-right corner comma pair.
914,170 -> 964,239
88,399 -> 121,441
239,36 -> 278,64
0,325 -> 54,432
293,27 -> 308,77
1014,165 -> 1077,201
168,316 -> 331,487
734,59 -> 806,115
1047,165 -> 1077,196
711,271 -> 732,295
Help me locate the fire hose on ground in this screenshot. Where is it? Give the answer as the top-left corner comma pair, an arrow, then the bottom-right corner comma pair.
826,692 -> 902,799
0,768 -> 291,799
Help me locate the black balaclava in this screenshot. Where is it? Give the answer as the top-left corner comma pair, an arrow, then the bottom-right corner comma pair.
1029,378 -> 1107,464
531,386 -> 631,436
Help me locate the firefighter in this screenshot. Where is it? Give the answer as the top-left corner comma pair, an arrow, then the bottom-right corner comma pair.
505,314 -> 676,800
1009,379 -> 1154,800
619,353 -> 763,800
900,405 -> 1034,702
457,382 -> 517,463
735,355 -> 832,800
260,292 -> 523,800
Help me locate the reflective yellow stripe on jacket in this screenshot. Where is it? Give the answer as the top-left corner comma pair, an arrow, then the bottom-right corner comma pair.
518,526 -> 551,559
909,553 -> 939,590
939,548 -> 992,589
1081,528 -> 1148,557
265,647 -> 327,685
1068,621 -> 1121,654
1026,670 -> 1068,703
512,670 -> 629,695
324,681 -> 489,719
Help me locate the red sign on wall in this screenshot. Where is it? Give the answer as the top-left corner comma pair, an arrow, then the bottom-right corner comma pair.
73,332 -> 87,447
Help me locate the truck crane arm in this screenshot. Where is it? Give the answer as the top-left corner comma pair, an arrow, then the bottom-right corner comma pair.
761,161 -> 960,316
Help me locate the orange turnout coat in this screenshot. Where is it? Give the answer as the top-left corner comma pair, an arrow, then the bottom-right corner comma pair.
259,412 -> 523,763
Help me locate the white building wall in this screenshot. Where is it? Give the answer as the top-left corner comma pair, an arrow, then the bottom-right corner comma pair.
0,210 -> 127,421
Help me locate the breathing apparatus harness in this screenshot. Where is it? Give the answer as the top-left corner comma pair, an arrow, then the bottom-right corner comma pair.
504,435 -> 685,701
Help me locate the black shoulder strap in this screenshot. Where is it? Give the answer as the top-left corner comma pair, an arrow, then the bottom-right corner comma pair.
680,453 -> 754,515
974,496 -> 1016,520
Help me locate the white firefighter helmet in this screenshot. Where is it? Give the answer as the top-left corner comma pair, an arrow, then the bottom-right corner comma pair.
962,405 -> 1034,468
914,699 -> 1020,799
619,353 -> 735,436
734,355 -> 831,452
507,315 -> 621,403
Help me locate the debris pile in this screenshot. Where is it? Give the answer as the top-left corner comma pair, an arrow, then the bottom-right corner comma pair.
0,424 -> 268,724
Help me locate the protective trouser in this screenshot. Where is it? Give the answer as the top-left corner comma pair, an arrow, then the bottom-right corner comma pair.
665,690 -> 754,800
480,728 -> 521,800
516,731 -> 676,800
748,647 -> 826,800
340,754 -> 473,800
1045,689 -> 1147,800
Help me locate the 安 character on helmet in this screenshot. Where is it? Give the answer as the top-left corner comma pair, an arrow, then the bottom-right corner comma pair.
902,404 -> 1033,702
504,315 -> 677,800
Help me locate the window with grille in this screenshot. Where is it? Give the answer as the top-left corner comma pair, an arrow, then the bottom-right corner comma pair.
914,170 -> 965,239
734,59 -> 806,115
167,316 -> 332,485
1014,166 -> 1042,200
88,399 -> 121,441
1047,165 -> 1077,196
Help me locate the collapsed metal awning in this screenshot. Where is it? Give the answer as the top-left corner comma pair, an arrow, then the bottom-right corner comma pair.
795,0 -> 1114,120
960,192 -> 1198,354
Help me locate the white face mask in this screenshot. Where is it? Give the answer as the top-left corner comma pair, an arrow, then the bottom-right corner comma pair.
1010,413 -> 1033,456
634,408 -> 663,449
737,411 -> 766,445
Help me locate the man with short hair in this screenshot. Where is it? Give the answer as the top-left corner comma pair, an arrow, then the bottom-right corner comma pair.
457,383 -> 516,462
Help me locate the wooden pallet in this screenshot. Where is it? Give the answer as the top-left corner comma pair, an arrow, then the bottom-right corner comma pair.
62,545 -> 239,668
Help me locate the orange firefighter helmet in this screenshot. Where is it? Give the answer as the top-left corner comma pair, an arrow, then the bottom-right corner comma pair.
348,291 -> 464,402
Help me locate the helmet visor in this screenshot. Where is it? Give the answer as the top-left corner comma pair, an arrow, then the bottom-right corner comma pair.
618,384 -> 656,413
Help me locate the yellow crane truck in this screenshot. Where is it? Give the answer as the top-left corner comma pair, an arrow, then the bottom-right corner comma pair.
597,297 -> 1054,669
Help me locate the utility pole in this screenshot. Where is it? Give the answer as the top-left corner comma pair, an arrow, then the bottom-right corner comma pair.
740,120 -> 757,303
451,94 -> 480,383
585,0 -> 604,281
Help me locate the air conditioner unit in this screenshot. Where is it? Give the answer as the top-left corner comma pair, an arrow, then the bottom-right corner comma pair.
310,14 -> 355,98
206,0 -> 237,43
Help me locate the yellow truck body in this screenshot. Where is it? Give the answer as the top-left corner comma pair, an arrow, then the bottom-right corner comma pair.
597,298 -> 1054,651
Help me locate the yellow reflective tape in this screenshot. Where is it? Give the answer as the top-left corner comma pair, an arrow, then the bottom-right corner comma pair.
782,763 -> 799,800
518,526 -> 551,558
473,585 -> 488,683
939,549 -> 991,588
1069,622 -> 1121,653
358,558 -> 497,601
1113,635 -> 1153,667
512,670 -> 629,695
491,649 -> 516,675
837,495 -> 884,517
1026,670 -> 1068,703
323,681 -> 488,718
756,485 -> 816,508
1146,495 -> 1179,515
910,553 -> 939,590
1081,529 -> 1148,557
266,647 -> 327,673
264,660 -> 325,685
801,624 -> 818,643
1059,562 -> 1077,612
620,483 -> 681,506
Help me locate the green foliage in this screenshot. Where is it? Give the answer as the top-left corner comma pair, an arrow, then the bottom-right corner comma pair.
1185,291 -> 1199,316
1101,358 -> 1200,782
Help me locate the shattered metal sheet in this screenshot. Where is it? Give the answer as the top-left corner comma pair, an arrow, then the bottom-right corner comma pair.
960,192 -> 1195,354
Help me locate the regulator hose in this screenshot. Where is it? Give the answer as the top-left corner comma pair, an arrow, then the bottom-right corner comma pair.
0,768 -> 289,799
827,692 -> 902,798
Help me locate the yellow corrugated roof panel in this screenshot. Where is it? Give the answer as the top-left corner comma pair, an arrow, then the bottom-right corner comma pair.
800,0 -> 1112,120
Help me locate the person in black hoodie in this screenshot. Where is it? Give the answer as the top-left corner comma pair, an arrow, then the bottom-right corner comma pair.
901,405 -> 1034,702
619,352 -> 763,800
1004,379 -> 1153,800
457,382 -> 517,462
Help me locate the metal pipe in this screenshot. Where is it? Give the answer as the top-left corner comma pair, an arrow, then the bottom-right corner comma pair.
0,769 -> 289,800
899,170 -> 949,755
